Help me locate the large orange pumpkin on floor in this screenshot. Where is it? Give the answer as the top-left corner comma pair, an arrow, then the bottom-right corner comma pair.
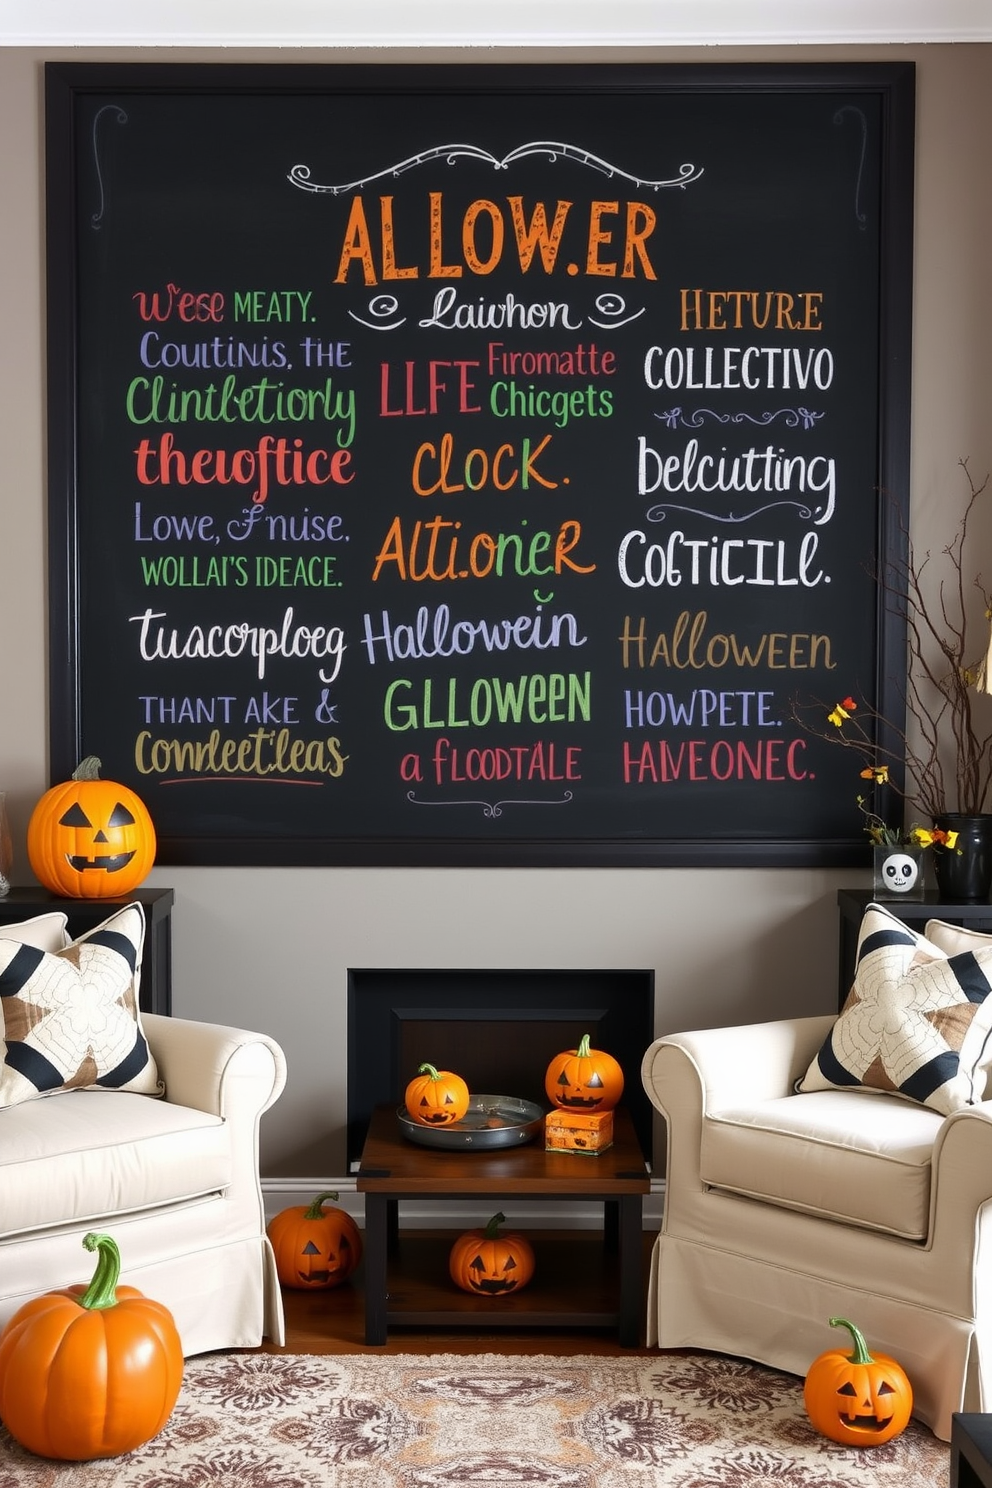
804,1317 -> 913,1446
27,756 -> 156,898
449,1212 -> 536,1296
267,1190 -> 363,1289
545,1033 -> 624,1113
0,1232 -> 183,1460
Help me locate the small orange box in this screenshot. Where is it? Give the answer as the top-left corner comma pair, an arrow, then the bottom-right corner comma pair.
545,1108 -> 614,1155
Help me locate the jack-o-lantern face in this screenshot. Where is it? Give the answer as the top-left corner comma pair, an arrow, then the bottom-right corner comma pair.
404,1063 -> 470,1127
418,1098 -> 459,1124
57,798 -> 140,874
449,1213 -> 535,1297
804,1318 -> 913,1446
545,1033 -> 624,1113
464,1250 -> 520,1294
267,1192 -> 363,1291
27,757 -> 156,899
297,1233 -> 358,1287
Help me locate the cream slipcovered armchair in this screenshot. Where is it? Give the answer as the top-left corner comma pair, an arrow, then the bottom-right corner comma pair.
641,902 -> 992,1442
0,905 -> 287,1353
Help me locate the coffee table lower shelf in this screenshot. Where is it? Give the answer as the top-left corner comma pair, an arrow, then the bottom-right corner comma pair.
374,1231 -> 632,1334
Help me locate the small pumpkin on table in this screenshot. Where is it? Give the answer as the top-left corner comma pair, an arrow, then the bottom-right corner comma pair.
403,1061 -> 470,1127
544,1033 -> 624,1153
545,1033 -> 624,1112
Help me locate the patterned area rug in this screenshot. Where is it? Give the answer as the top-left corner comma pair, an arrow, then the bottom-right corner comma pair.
0,1350 -> 949,1486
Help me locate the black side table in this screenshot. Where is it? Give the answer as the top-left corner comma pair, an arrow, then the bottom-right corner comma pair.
952,1413 -> 992,1488
837,889 -> 992,1009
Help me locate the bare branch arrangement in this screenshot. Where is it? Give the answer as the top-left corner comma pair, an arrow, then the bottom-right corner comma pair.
793,459 -> 992,827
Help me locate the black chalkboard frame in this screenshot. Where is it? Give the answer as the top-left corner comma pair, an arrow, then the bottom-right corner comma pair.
44,60 -> 916,868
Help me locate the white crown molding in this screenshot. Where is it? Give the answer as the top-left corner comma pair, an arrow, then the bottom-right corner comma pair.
3,0 -> 991,48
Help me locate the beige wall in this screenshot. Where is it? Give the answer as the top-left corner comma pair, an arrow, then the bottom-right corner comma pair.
2,43 -> 990,1181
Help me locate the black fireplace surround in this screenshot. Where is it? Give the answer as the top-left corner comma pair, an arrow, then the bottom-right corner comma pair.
347,968 -> 655,1168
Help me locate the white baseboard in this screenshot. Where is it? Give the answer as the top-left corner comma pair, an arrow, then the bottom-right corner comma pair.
262,1176 -> 665,1230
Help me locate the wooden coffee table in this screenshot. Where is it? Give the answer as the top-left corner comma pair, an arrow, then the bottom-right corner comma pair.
356,1103 -> 651,1345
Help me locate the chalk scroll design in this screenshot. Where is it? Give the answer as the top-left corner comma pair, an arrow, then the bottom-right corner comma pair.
834,105 -> 868,230
657,407 -> 824,431
406,791 -> 574,819
288,142 -> 703,196
588,293 -> 646,330
90,105 -> 128,229
348,294 -> 407,331
646,499 -> 817,524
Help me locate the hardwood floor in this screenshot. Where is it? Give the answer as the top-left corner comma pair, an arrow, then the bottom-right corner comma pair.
263,1230 -> 658,1357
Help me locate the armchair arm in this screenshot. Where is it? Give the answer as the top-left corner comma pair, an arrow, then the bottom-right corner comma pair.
642,1016 -> 838,1235
931,1099 -> 992,1238
142,1013 -> 287,1119
641,1016 -> 835,1115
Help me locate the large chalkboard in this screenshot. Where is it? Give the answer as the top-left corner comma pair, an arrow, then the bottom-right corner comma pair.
45,62 -> 915,866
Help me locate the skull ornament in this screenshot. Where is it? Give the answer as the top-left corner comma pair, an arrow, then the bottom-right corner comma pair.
881,852 -> 919,894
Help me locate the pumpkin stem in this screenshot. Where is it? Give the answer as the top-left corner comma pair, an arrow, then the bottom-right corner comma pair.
417,1063 -> 442,1080
484,1212 -> 506,1239
79,1232 -> 121,1310
303,1190 -> 340,1220
829,1316 -> 874,1365
576,1034 -> 592,1059
72,756 -> 103,782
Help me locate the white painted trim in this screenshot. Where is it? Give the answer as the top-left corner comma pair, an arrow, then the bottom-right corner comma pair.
262,1175 -> 665,1230
4,0 -> 991,48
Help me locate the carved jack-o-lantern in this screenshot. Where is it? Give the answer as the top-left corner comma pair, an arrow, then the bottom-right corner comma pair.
449,1212 -> 535,1296
267,1191 -> 363,1290
27,757 -> 156,899
804,1318 -> 913,1446
404,1063 -> 470,1127
545,1033 -> 624,1113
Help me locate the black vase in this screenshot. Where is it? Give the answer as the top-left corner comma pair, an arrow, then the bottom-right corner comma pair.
932,814 -> 992,902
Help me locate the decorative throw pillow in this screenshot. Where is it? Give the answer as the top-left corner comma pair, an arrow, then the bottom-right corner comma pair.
924,919 -> 992,1080
0,902 -> 162,1109
799,902 -> 992,1115
925,918 -> 992,957
0,912 -> 69,951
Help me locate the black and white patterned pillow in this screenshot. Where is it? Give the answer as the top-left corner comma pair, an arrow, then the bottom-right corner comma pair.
0,902 -> 162,1108
799,902 -> 992,1114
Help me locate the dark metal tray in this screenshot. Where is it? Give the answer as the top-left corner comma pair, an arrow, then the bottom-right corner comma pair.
397,1094 -> 545,1150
